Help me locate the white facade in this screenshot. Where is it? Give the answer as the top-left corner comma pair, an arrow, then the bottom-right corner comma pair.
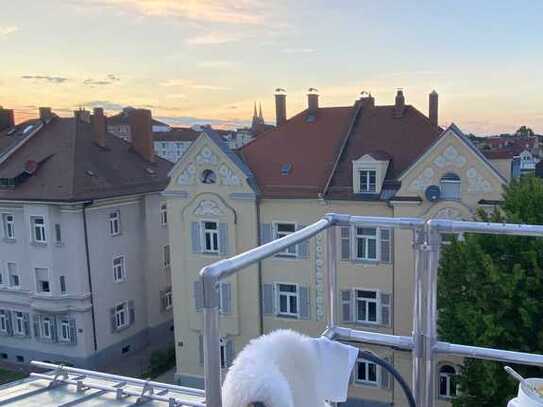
154,141 -> 192,163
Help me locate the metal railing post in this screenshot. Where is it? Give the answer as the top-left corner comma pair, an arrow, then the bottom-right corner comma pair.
411,227 -> 426,406
327,225 -> 337,330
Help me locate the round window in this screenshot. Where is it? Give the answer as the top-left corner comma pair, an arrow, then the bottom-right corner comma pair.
200,169 -> 217,184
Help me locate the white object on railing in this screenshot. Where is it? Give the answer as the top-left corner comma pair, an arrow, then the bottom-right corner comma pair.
508,379 -> 543,407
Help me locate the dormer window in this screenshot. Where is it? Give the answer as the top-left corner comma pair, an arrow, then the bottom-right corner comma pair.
359,170 -> 377,193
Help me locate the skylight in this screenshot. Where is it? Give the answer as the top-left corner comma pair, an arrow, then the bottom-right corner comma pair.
23,125 -> 34,135
281,163 -> 292,175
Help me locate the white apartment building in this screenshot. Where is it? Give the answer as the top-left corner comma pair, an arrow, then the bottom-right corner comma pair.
0,107 -> 173,369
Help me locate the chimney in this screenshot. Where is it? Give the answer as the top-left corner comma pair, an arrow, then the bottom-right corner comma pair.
429,90 -> 439,126
307,88 -> 319,114
128,109 -> 154,162
0,107 -> 15,131
92,107 -> 106,148
359,91 -> 375,109
39,107 -> 53,123
394,89 -> 405,118
275,88 -> 287,127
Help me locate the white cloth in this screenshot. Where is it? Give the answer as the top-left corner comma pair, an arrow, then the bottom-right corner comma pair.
222,330 -> 359,407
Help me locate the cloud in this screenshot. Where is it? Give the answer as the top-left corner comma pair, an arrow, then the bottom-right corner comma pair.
282,48 -> 315,54
82,100 -> 125,111
21,75 -> 68,84
186,31 -> 241,46
0,25 -> 18,38
197,60 -> 236,69
160,79 -> 230,91
83,75 -> 121,86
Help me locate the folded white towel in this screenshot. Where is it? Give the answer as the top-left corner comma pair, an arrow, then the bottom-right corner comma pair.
222,329 -> 358,407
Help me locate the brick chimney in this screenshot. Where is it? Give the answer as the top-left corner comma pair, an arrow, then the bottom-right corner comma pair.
359,91 -> 375,109
307,88 -> 319,114
275,88 -> 287,127
394,89 -> 405,118
429,90 -> 439,126
0,107 -> 15,131
39,107 -> 53,123
128,109 -> 154,162
92,108 -> 106,148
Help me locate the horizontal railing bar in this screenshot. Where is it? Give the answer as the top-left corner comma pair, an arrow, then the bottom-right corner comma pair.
434,341 -> 543,367
201,218 -> 332,281
30,361 -> 205,397
430,219 -> 543,237
334,327 -> 414,351
330,213 -> 425,229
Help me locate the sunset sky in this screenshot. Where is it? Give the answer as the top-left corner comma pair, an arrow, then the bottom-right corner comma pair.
1,0 -> 542,134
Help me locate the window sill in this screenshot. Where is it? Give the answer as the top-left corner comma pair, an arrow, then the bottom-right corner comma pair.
110,232 -> 122,238
274,254 -> 299,259
55,241 -> 64,248
275,314 -> 299,320
201,251 -> 219,256
114,279 -> 127,284
31,241 -> 47,248
353,381 -> 379,388
3,238 -> 16,244
163,266 -> 171,273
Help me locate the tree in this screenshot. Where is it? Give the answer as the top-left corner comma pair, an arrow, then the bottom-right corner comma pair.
438,176 -> 543,407
514,125 -> 535,137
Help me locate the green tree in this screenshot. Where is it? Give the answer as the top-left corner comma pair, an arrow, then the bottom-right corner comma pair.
514,125 -> 535,137
438,176 -> 543,406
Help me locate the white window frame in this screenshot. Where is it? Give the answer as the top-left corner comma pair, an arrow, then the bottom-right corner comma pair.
0,311 -> 8,332
164,290 -> 173,310
160,203 -> 168,226
359,169 -> 377,193
113,256 -> 126,282
201,220 -> 220,254
41,317 -> 52,339
30,216 -> 47,243
354,227 -> 379,261
59,319 -> 71,342
13,311 -> 25,335
109,210 -> 121,236
355,288 -> 381,324
7,262 -> 19,288
355,358 -> 380,386
273,222 -> 297,257
275,282 -> 299,318
2,213 -> 15,240
439,365 -> 458,399
115,302 -> 129,330
35,267 -> 51,294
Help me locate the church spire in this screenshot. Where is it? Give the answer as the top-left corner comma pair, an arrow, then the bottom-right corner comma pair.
258,102 -> 264,122
253,102 -> 258,119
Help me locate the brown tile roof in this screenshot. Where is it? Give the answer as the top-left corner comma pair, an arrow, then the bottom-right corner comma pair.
153,127 -> 200,142
482,150 -> 517,159
240,102 -> 442,200
0,117 -> 172,202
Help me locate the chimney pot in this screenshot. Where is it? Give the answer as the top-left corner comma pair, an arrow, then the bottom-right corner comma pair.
0,108 -> 15,131
92,108 -> 106,148
39,107 -> 53,123
307,88 -> 319,114
394,89 -> 405,118
429,90 -> 439,126
275,88 -> 287,127
128,109 -> 155,162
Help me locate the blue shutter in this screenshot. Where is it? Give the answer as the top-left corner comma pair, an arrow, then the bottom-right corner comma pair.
297,225 -> 309,258
341,289 -> 353,322
299,286 -> 310,320
219,223 -> 229,256
221,283 -> 232,314
260,223 -> 272,244
193,281 -> 203,311
262,284 -> 275,315
191,222 -> 201,253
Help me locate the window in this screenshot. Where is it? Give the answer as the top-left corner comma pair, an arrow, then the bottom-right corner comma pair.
41,317 -> 52,339
275,223 -> 297,256
202,221 -> 219,254
360,170 -> 377,193
113,256 -> 126,282
356,289 -> 378,323
54,224 -> 62,243
0,310 -> 8,332
161,204 -> 168,226
7,263 -> 19,288
35,268 -> 50,293
220,338 -> 227,369
31,216 -> 47,243
3,214 -> 14,240
13,312 -> 25,335
163,245 -> 171,269
163,290 -> 173,310
115,302 -> 128,330
277,283 -> 298,317
356,359 -> 379,385
440,173 -> 461,200
59,320 -> 71,342
439,365 -> 457,398
200,169 -> 217,184
59,276 -> 66,294
109,211 -> 121,236
355,227 -> 378,260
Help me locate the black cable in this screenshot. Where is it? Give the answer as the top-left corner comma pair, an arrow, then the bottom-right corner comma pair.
358,350 -> 417,407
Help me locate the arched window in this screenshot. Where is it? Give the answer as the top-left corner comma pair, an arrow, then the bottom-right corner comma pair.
439,365 -> 457,398
440,173 -> 461,200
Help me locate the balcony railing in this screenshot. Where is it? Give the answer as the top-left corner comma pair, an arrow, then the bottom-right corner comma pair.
200,213 -> 543,407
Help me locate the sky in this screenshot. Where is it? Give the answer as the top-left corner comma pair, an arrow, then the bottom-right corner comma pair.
1,0 -> 542,135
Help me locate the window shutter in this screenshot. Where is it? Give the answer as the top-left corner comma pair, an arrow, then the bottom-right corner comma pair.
297,225 -> 309,258
380,228 -> 393,263
193,281 -> 203,311
69,319 -> 77,345
260,223 -> 272,244
128,301 -> 135,326
262,284 -> 275,315
50,318 -> 58,342
33,315 -> 41,338
341,289 -> 353,323
299,286 -> 310,320
6,311 -> 12,336
340,227 -> 351,261
110,307 -> 116,333
225,338 -> 235,368
160,288 -> 167,312
23,313 -> 31,337
219,223 -> 229,256
191,222 -> 201,253
199,334 -> 204,366
221,282 -> 232,314
381,356 -> 392,389
381,293 -> 392,326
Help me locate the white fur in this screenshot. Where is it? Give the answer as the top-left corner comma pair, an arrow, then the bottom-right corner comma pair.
222,330 -> 325,407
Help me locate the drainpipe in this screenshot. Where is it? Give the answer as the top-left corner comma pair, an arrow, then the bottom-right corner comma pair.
256,197 -> 263,336
83,201 -> 98,352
